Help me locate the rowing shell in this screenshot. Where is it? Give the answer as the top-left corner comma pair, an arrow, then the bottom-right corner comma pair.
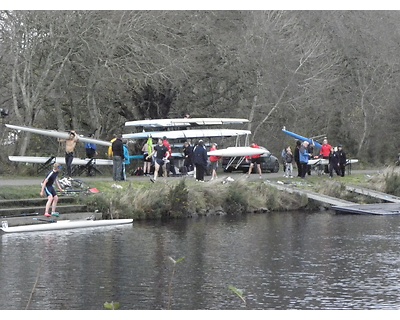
0,218 -> 133,233
282,127 -> 323,150
207,147 -> 268,157
5,124 -> 111,147
8,156 -> 113,166
123,129 -> 251,140
307,159 -> 359,165
125,118 -> 249,128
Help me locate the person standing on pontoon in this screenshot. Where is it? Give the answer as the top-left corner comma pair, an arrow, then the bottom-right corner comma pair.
40,163 -> 64,217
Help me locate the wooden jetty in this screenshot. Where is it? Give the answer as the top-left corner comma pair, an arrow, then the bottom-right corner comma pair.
331,203 -> 400,215
263,180 -> 355,207
264,180 -> 400,215
345,185 -> 400,203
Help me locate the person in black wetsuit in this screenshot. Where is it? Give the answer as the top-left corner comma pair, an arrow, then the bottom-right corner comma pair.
40,163 -> 64,217
147,138 -> 169,182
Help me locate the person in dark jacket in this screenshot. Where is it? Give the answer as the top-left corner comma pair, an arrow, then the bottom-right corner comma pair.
183,141 -> 194,173
192,140 -> 208,181
111,134 -> 124,181
294,140 -> 302,177
336,144 -> 347,177
147,138 -> 169,182
329,147 -> 341,178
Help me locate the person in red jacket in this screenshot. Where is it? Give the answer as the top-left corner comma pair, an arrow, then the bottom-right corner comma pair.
319,138 -> 332,174
209,143 -> 221,180
163,136 -> 174,176
246,143 -> 262,179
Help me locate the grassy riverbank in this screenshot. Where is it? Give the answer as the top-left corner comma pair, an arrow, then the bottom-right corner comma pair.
1,166 -> 399,220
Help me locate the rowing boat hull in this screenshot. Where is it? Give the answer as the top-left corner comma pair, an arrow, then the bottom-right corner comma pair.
123,129 -> 251,140
308,159 -> 359,165
125,118 -> 249,127
8,156 -> 113,166
282,128 -> 323,150
5,124 -> 111,147
207,147 -> 267,157
0,219 -> 133,233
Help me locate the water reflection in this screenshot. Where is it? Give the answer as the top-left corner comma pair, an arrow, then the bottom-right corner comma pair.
1,212 -> 400,310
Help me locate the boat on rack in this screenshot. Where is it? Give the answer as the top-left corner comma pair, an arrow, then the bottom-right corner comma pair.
0,218 -> 133,234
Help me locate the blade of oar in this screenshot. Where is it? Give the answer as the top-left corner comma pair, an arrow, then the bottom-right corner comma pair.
0,212 -> 39,219
33,218 -> 57,223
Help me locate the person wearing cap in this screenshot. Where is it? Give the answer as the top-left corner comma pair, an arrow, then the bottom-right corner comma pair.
336,144 -> 347,177
40,163 -> 64,217
59,130 -> 79,178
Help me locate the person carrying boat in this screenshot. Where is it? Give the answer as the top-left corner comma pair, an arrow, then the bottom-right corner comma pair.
40,163 -> 64,217
59,130 -> 79,178
246,143 -> 263,179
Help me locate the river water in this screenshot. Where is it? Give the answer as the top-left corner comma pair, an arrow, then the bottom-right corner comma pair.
1,210 -> 400,310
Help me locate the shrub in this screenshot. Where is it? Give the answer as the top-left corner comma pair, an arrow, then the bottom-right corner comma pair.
223,182 -> 249,214
167,179 -> 189,218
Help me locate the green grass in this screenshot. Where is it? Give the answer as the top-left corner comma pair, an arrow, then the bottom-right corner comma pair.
2,168 -> 399,219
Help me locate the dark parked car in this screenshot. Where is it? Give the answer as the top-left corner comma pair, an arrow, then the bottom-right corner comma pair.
221,148 -> 280,173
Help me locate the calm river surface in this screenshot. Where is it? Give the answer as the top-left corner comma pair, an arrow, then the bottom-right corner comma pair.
1,211 -> 400,310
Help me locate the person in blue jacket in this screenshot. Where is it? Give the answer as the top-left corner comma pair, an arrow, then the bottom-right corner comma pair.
122,139 -> 130,181
299,141 -> 311,179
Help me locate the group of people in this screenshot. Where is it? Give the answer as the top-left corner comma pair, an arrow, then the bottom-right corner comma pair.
109,134 -> 130,181
282,138 -> 347,179
143,138 -> 214,182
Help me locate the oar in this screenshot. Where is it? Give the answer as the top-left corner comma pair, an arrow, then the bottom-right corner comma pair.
33,218 -> 57,223
0,212 -> 39,219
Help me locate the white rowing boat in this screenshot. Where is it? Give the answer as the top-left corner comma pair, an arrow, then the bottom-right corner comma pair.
0,219 -> 133,233
125,117 -> 250,127
307,159 -> 359,165
123,128 -> 251,140
8,156 -> 113,166
5,124 -> 112,147
207,146 -> 268,157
